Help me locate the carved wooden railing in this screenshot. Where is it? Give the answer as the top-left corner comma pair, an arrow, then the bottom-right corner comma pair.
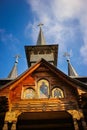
11,98 -> 77,112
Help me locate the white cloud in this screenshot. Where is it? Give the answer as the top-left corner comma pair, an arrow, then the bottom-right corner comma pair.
26,0 -> 87,64
80,43 -> 87,64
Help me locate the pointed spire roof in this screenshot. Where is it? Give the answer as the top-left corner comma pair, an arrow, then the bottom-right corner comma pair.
67,59 -> 78,77
63,52 -> 78,77
8,55 -> 19,79
36,23 -> 46,45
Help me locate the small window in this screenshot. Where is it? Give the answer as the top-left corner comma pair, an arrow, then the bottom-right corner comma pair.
52,88 -> 64,98
38,79 -> 49,98
23,88 -> 35,99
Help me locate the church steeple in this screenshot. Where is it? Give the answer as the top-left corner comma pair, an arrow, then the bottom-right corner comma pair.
64,52 -> 78,77
25,24 -> 58,67
36,23 -> 46,45
8,55 -> 19,79
67,59 -> 78,77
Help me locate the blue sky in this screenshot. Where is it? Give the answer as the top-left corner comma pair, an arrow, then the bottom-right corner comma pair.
0,0 -> 87,78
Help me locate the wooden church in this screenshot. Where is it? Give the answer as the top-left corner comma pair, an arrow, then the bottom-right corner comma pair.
0,24 -> 87,130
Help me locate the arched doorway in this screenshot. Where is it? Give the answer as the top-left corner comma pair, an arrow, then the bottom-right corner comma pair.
16,111 -> 75,130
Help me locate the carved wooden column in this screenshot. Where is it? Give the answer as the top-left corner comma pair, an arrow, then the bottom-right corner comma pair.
68,110 -> 80,130
81,118 -> 87,130
11,121 -> 16,130
2,122 -> 8,130
78,109 -> 87,130
4,111 -> 18,130
68,109 -> 87,130
73,118 -> 79,130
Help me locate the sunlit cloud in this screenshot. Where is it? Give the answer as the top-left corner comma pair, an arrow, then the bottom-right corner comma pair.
25,0 -> 87,64
80,43 -> 87,64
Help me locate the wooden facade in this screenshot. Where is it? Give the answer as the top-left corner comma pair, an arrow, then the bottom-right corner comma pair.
0,58 -> 87,130
0,26 -> 87,130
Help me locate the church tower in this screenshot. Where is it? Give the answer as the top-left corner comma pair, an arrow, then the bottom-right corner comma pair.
25,24 -> 58,67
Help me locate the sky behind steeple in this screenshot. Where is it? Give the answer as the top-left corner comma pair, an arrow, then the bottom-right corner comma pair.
0,0 -> 87,78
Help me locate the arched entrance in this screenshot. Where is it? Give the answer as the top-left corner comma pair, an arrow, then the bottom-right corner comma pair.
16,111 -> 75,130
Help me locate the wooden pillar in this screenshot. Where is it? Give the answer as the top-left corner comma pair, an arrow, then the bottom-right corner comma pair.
79,109 -> 87,130
73,118 -> 79,130
2,122 -> 8,130
81,118 -> 87,130
2,121 -> 17,130
11,122 -> 16,130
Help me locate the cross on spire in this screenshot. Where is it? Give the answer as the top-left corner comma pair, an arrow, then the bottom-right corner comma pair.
63,52 -> 70,61
63,52 -> 78,77
36,23 -> 46,45
14,55 -> 20,63
37,23 -> 44,28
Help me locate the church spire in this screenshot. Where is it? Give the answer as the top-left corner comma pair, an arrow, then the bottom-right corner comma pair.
36,23 -> 46,45
25,24 -> 58,67
8,55 -> 19,79
67,59 -> 78,77
64,52 -> 78,77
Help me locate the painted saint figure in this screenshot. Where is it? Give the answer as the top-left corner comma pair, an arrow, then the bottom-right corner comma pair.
40,81 -> 48,98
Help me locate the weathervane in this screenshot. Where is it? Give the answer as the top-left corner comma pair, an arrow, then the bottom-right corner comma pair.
63,52 -> 70,61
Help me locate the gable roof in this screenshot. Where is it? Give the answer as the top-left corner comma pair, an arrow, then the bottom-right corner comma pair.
0,58 -> 87,90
